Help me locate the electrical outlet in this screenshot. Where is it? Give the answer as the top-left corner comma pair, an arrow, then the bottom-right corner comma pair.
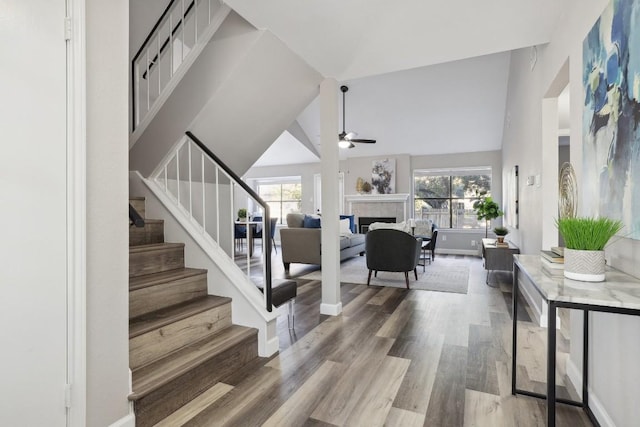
441,235 -> 447,241
471,240 -> 476,247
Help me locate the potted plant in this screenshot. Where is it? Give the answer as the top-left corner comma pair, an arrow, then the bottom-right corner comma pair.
237,208 -> 247,220
556,216 -> 623,282
473,192 -> 504,238
493,226 -> 509,243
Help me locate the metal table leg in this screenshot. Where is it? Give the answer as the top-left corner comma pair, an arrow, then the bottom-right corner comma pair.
547,301 -> 557,427
511,263 -> 518,395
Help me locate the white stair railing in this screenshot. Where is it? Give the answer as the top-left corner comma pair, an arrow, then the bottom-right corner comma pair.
131,0 -> 227,132
149,132 -> 274,312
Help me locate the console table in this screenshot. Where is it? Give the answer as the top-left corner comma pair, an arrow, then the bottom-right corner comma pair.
512,255 -> 640,427
482,238 -> 519,285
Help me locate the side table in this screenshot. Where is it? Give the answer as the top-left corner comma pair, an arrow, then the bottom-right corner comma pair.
512,255 -> 640,426
481,238 -> 520,285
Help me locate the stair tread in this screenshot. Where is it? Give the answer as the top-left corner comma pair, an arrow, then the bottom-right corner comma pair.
130,218 -> 163,224
129,268 -> 207,291
130,295 -> 231,338
130,325 -> 256,400
129,242 -> 184,254
130,196 -> 145,201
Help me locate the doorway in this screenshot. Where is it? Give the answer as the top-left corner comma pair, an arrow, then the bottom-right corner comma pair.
541,59 -> 570,249
558,84 -> 570,246
1,1 -> 74,425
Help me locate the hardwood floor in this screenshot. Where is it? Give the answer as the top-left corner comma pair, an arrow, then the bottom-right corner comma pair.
174,251 -> 593,426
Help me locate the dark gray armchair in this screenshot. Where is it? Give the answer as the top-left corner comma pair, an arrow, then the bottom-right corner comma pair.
365,229 -> 422,289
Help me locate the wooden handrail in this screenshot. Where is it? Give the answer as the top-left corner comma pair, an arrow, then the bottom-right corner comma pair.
185,132 -> 273,311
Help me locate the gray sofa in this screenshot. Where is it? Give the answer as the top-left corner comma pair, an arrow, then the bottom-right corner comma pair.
280,213 -> 366,272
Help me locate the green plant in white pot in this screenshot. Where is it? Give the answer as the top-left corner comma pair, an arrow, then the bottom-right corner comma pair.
556,217 -> 623,282
493,226 -> 509,244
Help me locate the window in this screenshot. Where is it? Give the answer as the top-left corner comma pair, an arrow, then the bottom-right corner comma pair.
256,177 -> 302,224
413,167 -> 492,229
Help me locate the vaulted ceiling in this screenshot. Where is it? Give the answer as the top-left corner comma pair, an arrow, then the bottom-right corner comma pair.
227,0 -> 569,165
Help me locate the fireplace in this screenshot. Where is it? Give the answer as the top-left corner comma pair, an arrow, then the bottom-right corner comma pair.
359,216 -> 397,234
345,194 -> 410,227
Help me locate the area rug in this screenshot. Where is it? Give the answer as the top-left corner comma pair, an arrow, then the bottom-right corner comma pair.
299,256 -> 470,294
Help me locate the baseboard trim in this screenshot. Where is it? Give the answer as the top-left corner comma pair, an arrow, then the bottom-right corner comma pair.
566,359 -> 615,427
437,249 -> 480,256
320,302 -> 343,316
108,413 -> 135,427
262,336 -> 280,357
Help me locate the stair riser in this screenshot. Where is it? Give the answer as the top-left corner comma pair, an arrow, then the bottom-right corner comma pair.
130,274 -> 208,319
130,198 -> 146,219
130,246 -> 184,278
133,333 -> 258,427
130,303 -> 232,369
129,222 -> 164,247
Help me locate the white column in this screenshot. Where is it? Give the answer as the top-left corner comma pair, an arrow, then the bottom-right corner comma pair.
319,78 -> 342,315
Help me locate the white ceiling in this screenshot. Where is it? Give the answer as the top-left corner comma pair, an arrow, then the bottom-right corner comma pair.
225,0 -> 562,81
300,52 -> 511,159
233,0 -> 568,167
253,131 -> 320,166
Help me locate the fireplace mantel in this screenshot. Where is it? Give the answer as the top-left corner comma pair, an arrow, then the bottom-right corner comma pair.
345,193 -> 410,221
345,193 -> 410,203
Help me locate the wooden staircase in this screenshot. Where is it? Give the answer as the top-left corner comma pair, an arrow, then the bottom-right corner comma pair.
128,197 -> 259,427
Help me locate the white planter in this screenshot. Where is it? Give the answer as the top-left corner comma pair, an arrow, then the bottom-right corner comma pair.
564,248 -> 605,282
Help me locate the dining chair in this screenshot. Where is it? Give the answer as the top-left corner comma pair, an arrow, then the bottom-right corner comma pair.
253,217 -> 278,254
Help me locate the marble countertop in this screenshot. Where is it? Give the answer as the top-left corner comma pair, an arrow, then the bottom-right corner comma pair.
514,254 -> 640,310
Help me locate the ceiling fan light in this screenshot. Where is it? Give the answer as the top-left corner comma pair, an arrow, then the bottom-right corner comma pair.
338,139 -> 352,149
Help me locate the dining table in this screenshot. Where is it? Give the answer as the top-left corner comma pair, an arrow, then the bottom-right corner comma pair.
235,219 -> 262,257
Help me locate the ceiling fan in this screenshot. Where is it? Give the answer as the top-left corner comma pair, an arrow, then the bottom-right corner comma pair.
339,85 -> 376,149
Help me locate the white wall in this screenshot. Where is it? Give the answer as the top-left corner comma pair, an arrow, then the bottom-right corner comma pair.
87,0 -> 132,425
129,0 -> 170,61
502,1 -> 640,425
342,154 -> 412,196
501,47 -> 546,255
1,1 -> 69,425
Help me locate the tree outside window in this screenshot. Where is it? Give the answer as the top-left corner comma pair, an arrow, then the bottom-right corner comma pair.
414,169 -> 491,229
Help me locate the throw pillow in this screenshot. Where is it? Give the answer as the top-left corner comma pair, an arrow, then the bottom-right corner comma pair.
414,219 -> 433,238
303,215 -> 321,228
339,218 -> 352,234
339,214 -> 356,233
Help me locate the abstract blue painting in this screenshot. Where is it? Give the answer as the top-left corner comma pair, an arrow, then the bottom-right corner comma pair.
583,0 -> 640,239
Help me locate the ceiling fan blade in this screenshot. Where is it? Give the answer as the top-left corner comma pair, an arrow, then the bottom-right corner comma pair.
350,138 -> 377,144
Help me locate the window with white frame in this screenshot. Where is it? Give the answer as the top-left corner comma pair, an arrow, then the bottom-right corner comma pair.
255,176 -> 302,224
413,167 -> 492,229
